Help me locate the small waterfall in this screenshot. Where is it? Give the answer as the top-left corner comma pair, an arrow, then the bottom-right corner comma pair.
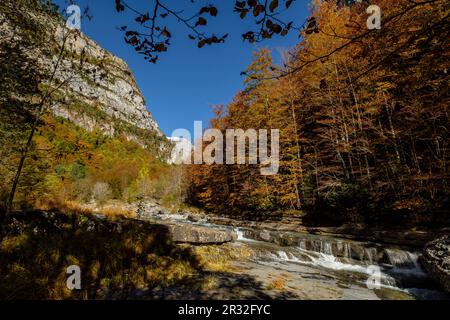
382,249 -> 426,282
296,247 -> 370,274
292,237 -> 423,270
256,245 -> 402,288
320,242 -> 333,255
235,228 -> 255,241
231,224 -> 435,293
299,240 -> 306,250
226,223 -> 448,298
274,251 -> 301,262
364,247 -> 377,265
384,249 -> 419,268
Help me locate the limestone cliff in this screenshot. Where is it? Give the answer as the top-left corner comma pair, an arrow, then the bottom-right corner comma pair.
0,1 -> 170,156
49,24 -> 163,138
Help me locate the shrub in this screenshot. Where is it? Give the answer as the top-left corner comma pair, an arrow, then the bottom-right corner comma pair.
75,178 -> 93,203
92,182 -> 112,203
0,210 -> 201,299
71,162 -> 87,181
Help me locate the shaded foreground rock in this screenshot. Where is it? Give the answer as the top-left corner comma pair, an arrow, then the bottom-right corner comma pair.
421,235 -> 450,293
167,223 -> 237,245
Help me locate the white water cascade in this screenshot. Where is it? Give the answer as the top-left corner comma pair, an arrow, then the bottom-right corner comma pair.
233,226 -> 433,294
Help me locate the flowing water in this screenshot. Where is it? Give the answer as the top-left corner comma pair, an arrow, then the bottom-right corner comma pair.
146,212 -> 447,299
232,227 -> 447,299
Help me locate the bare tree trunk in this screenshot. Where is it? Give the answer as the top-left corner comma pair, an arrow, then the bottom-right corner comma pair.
4,29 -> 71,217
287,79 -> 304,208
6,119 -> 39,214
382,92 -> 401,164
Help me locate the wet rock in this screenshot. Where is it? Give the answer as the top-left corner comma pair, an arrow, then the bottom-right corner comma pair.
187,212 -> 207,223
206,216 -> 436,247
259,230 -> 272,242
421,235 -> 450,293
350,245 -> 366,261
167,223 -> 237,245
132,202 -> 236,244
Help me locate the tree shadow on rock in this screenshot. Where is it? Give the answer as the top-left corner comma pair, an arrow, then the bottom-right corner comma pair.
0,210 -> 202,300
133,270 -> 298,300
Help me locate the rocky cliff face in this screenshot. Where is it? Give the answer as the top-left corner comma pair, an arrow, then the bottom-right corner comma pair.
49,24 -> 163,137
0,2 -> 169,154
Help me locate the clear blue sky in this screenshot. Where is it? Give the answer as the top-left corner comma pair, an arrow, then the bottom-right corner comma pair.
53,0 -> 309,136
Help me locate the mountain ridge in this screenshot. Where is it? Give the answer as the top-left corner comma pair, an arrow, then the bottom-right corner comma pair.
0,1 -> 169,155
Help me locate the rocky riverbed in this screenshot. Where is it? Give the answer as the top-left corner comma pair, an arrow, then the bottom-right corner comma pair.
4,203 -> 447,300
124,201 -> 449,300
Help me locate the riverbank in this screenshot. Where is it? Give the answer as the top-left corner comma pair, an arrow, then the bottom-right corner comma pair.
2,201 -> 448,300
206,215 -> 446,248
72,199 -> 445,248
100,200 -> 445,299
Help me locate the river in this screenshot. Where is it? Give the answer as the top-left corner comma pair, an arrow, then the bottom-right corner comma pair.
230,227 -> 447,299
144,211 -> 448,300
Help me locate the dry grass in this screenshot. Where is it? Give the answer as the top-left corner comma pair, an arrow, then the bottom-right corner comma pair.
194,244 -> 254,272
267,277 -> 287,290
198,275 -> 219,291
35,199 -> 136,219
98,206 -> 135,219
0,210 -> 200,300
194,246 -> 231,272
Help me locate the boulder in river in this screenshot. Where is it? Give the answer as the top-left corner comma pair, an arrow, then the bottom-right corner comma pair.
421,235 -> 450,293
167,223 -> 237,245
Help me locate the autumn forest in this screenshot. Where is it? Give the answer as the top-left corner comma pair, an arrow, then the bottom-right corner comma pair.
190,0 -> 449,226
0,0 -> 449,303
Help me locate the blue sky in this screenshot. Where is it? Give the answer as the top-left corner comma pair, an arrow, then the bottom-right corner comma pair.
54,0 -> 310,136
